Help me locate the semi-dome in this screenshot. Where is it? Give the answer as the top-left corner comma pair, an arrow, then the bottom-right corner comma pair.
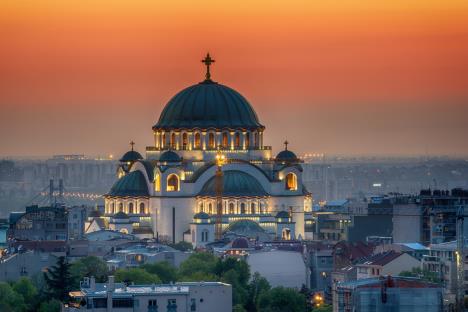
153,81 -> 264,131
159,150 -> 181,162
224,220 -> 269,240
275,211 -> 290,219
198,170 -> 268,197
113,211 -> 129,219
193,211 -> 210,220
107,171 -> 149,197
120,150 -> 143,162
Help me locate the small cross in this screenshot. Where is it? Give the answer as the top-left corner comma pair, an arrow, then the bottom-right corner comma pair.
201,53 -> 215,81
130,141 -> 135,151
284,140 -> 289,150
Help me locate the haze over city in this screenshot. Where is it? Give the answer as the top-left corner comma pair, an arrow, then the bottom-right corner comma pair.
1,0 -> 467,157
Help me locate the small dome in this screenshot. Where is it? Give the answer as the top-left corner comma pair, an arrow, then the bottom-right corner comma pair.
225,220 -> 268,240
276,149 -> 298,162
231,237 -> 249,249
199,170 -> 268,197
159,150 -> 181,162
153,81 -> 264,131
114,211 -> 129,219
275,211 -> 290,219
194,211 -> 210,220
120,150 -> 143,162
108,171 -> 149,197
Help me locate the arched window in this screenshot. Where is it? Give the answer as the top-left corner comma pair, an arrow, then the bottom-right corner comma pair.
254,132 -> 258,147
202,230 -> 209,242
140,202 -> 145,214
109,202 -> 114,214
208,133 -> 215,149
170,133 -> 176,149
128,202 -> 134,214
251,203 -> 256,214
194,133 -> 201,149
285,173 -> 298,191
240,203 -> 246,214
229,202 -> 235,214
167,174 -> 179,192
222,132 -> 228,148
208,203 -> 213,214
118,202 -> 123,212
235,132 -> 240,148
245,133 -> 250,149
162,133 -> 166,148
154,174 -> 161,192
182,133 -> 188,150
199,202 -> 204,213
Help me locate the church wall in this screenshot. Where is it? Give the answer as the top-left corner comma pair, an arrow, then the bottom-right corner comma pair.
152,197 -> 195,243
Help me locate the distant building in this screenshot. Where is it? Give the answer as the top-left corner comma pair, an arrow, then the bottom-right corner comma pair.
333,276 -> 443,312
66,277 -> 232,312
0,250 -> 60,281
355,251 -> 420,280
374,243 -> 429,261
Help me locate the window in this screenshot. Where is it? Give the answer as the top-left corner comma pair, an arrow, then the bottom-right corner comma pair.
171,133 -> 176,148
285,173 -> 298,191
194,133 -> 201,149
140,202 -> 146,214
202,230 -> 209,242
251,203 -> 256,214
229,203 -> 235,214
167,174 -> 180,192
222,132 -> 228,148
245,133 -> 250,148
167,299 -> 177,312
154,174 -> 161,192
118,202 -> 123,212
148,299 -> 158,312
235,132 -> 240,147
190,298 -> 196,311
199,202 -> 204,213
240,203 -> 246,214
182,133 -> 188,150
162,133 -> 166,148
208,203 -> 213,214
208,133 -> 215,149
128,202 -> 134,214
110,202 -> 114,214
254,132 -> 258,147
113,298 -> 134,308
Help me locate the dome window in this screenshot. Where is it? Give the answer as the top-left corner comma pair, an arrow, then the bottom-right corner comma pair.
194,133 -> 201,149
208,133 -> 215,149
222,132 -> 228,148
240,203 -> 246,214
154,174 -> 161,192
182,133 -> 188,150
170,133 -> 176,149
128,202 -> 134,214
285,173 -> 298,191
167,174 -> 180,192
251,203 -> 256,214
208,203 -> 213,214
140,202 -> 146,214
229,202 -> 235,214
245,134 -> 250,149
162,133 -> 166,148
235,132 -> 240,148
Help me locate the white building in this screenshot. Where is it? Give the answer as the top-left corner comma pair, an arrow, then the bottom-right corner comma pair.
66,277 -> 232,312
102,55 -> 312,244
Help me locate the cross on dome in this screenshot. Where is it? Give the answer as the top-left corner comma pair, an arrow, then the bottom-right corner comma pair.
130,141 -> 135,151
201,53 -> 215,81
284,140 -> 289,150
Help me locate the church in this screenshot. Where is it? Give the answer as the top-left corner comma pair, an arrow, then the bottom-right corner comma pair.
100,54 -> 313,246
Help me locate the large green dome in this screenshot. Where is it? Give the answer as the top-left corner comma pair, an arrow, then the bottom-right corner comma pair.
153,81 -> 264,131
198,170 -> 268,197
107,171 -> 149,197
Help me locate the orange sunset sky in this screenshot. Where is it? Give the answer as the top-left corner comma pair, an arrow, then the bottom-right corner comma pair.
0,0 -> 467,157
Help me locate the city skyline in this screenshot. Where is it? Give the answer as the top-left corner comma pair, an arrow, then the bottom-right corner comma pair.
1,0 -> 467,157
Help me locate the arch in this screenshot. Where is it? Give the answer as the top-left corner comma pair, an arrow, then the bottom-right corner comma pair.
118,202 -> 123,213
182,133 -> 188,150
250,202 -> 256,214
208,203 -> 213,214
170,133 -> 176,149
245,133 -> 250,149
128,202 -> 134,214
109,202 -> 115,214
229,202 -> 235,214
235,132 -> 240,148
285,172 -> 298,191
282,228 -> 291,240
208,132 -> 215,149
139,202 -> 145,214
199,202 -> 204,213
194,132 -> 201,149
222,132 -> 228,148
154,173 -> 161,192
167,174 -> 180,192
240,203 -> 246,214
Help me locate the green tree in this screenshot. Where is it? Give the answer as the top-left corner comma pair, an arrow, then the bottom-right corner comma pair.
43,256 -> 74,302
70,256 -> 109,284
38,299 -> 61,312
313,304 -> 332,312
233,304 -> 247,312
399,267 -> 441,284
0,282 -> 27,312
115,268 -> 161,284
12,278 -> 38,311
178,252 -> 217,278
142,261 -> 177,283
257,287 -> 306,312
245,272 -> 271,311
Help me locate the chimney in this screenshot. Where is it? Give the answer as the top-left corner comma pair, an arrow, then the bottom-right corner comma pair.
90,276 -> 96,291
108,276 -> 115,292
